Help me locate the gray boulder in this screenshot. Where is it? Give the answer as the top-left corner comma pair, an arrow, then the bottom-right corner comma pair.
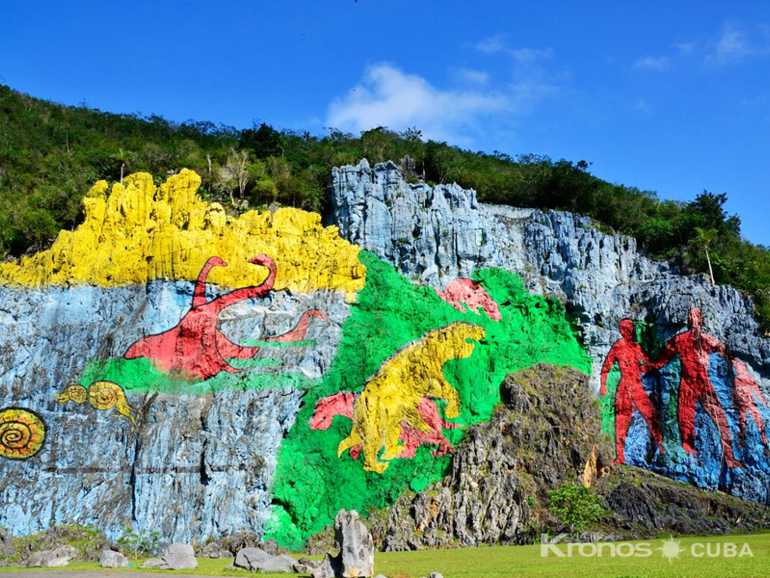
99,549 -> 129,568
331,510 -> 374,577
26,545 -> 78,567
310,554 -> 336,578
234,546 -> 296,572
235,546 -> 271,570
141,557 -> 163,568
199,541 -> 226,558
295,557 -> 322,574
158,542 -> 197,570
260,554 -> 299,573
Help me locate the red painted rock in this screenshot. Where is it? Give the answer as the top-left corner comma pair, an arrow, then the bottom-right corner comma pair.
435,278 -> 502,321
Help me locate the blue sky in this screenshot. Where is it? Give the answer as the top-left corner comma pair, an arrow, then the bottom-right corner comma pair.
1,1 -> 769,245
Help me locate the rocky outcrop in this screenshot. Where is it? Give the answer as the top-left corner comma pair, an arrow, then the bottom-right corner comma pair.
381,364 -> 611,550
330,510 -> 374,577
26,545 -> 78,567
0,526 -> 113,567
603,466 -> 770,537
378,364 -> 770,550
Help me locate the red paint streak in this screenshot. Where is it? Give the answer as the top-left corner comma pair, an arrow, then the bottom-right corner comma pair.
309,392 -> 357,430
648,307 -> 741,467
733,360 -> 768,446
435,278 -> 502,321
264,310 -> 328,342
601,319 -> 664,465
125,255 -> 326,381
310,392 -> 461,459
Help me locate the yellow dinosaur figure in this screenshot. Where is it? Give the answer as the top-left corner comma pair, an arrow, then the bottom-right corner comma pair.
337,322 -> 485,473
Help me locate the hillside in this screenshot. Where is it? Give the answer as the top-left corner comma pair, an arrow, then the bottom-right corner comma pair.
1,83 -> 769,328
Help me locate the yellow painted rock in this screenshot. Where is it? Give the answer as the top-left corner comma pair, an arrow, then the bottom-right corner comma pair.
0,170 -> 365,300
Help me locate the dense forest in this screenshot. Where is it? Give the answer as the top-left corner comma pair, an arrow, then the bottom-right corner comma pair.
1,83 -> 769,329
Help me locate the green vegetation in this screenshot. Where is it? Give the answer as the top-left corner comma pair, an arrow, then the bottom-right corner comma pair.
2,83 -> 769,328
2,533 -> 769,577
548,483 -> 604,533
116,527 -> 162,558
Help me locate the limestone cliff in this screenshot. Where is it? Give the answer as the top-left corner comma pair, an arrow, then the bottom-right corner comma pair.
2,162 -> 770,549
330,160 -> 770,504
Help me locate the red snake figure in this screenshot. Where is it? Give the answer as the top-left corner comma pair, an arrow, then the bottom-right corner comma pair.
125,255 -> 326,380
601,319 -> 665,464
647,307 -> 741,468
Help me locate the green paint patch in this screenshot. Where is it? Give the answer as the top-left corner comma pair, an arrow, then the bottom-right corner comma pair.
268,251 -> 591,549
601,366 -> 620,442
78,356 -> 316,395
241,339 -> 316,349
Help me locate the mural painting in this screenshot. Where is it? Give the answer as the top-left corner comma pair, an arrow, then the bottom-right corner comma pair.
0,408 -> 46,460
14,169 -> 767,547
336,322 -> 484,473
602,307 -> 768,472
600,318 -> 665,464
732,360 -> 769,447
56,382 -> 137,425
434,278 -> 502,321
267,254 -> 591,549
124,254 -> 327,381
310,392 -> 460,460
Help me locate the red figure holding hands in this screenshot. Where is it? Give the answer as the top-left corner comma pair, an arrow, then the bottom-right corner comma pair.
732,360 -> 769,447
647,308 -> 741,468
601,319 -> 665,465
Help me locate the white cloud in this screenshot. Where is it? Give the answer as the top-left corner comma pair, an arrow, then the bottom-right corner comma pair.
452,67 -> 490,85
509,47 -> 553,65
708,22 -> 770,64
326,63 -> 510,143
674,42 -> 696,56
474,35 -> 552,65
475,35 -> 508,54
633,55 -> 670,70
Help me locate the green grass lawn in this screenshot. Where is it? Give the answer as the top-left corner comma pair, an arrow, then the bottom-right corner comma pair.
2,533 -> 770,578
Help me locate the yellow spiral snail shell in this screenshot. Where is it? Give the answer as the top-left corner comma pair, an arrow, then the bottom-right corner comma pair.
0,408 -> 46,460
87,381 -> 137,425
55,385 -> 87,404
55,381 -> 137,426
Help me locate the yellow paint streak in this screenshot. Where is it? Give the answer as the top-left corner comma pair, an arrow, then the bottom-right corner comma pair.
0,170 -> 365,299
338,322 -> 486,473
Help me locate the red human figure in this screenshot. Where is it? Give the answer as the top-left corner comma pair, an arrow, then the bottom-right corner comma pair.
732,360 -> 769,447
647,308 -> 741,468
601,319 -> 665,465
309,392 -> 460,459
